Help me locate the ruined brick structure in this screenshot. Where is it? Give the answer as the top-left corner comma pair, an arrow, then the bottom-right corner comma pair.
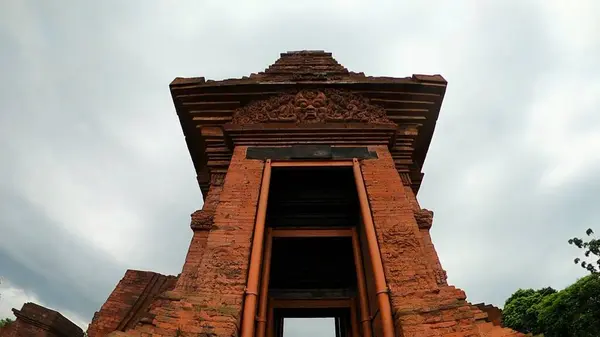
0,303 -> 84,337
474,304 -> 504,328
87,51 -> 524,337
87,270 -> 178,337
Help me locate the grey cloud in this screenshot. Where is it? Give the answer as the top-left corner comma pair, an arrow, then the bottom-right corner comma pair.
419,1 -> 599,304
0,187 -> 124,318
0,0 -> 202,322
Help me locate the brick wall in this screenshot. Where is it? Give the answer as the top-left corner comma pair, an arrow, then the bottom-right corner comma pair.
0,320 -> 17,337
0,319 -> 47,337
175,172 -> 225,293
402,184 -> 448,286
175,230 -> 210,293
87,270 -> 177,337
362,146 -> 439,300
94,144 -> 525,337
124,146 -> 265,336
362,146 -> 525,337
0,303 -> 84,337
474,303 -> 503,326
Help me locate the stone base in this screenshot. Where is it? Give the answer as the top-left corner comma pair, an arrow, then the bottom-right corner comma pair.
381,285 -> 524,337
100,285 -> 525,337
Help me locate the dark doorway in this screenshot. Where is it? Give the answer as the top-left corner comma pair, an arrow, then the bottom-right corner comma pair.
262,166 -> 363,337
266,167 -> 360,228
268,236 -> 356,299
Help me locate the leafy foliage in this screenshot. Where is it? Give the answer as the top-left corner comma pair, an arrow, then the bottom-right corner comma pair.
568,228 -> 600,273
0,318 -> 14,328
503,275 -> 600,337
502,287 -> 556,334
503,231 -> 600,336
536,274 -> 600,337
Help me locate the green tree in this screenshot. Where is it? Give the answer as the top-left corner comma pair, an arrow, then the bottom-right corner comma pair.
502,275 -> 600,337
536,274 -> 600,337
568,228 -> 600,274
0,318 -> 14,328
502,287 -> 556,334
502,231 -> 600,336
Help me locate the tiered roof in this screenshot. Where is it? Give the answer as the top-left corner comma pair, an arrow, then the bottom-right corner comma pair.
170,51 -> 447,197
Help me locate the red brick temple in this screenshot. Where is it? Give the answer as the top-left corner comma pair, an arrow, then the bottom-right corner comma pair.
84,51 -> 525,337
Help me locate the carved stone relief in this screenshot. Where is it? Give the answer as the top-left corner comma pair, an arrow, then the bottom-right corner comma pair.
435,269 -> 448,285
209,173 -> 226,186
231,89 -> 395,125
190,210 -> 214,231
414,209 -> 434,230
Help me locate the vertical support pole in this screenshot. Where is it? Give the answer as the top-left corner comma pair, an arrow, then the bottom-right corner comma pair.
351,227 -> 373,337
256,229 -> 273,337
350,299 -> 359,337
267,299 -> 274,337
335,318 -> 341,337
352,158 -> 395,337
241,159 -> 272,337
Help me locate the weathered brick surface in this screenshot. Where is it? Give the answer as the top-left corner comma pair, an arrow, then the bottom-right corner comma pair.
0,319 -> 47,337
88,144 -> 523,337
407,186 -> 448,287
473,303 -> 503,327
176,172 -> 225,293
363,146 -> 439,299
0,320 -> 18,337
175,230 -> 210,293
87,270 -> 177,337
0,303 -> 84,337
363,146 -> 525,337
114,146 -> 264,337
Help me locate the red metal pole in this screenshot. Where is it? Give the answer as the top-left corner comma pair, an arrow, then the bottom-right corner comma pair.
241,159 -> 272,337
256,229 -> 273,337
351,227 -> 373,337
352,158 -> 395,337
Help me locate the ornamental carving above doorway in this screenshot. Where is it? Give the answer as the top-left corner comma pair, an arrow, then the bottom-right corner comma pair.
231,89 -> 394,125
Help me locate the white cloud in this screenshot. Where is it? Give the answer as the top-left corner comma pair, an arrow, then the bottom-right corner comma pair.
525,75 -> 600,189
536,1 -> 600,55
0,279 -> 37,320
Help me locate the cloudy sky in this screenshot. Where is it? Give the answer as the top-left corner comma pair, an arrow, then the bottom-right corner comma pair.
1,0 -> 599,333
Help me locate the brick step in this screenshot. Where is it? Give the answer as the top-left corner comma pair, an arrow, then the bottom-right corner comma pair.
475,321 -> 527,337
